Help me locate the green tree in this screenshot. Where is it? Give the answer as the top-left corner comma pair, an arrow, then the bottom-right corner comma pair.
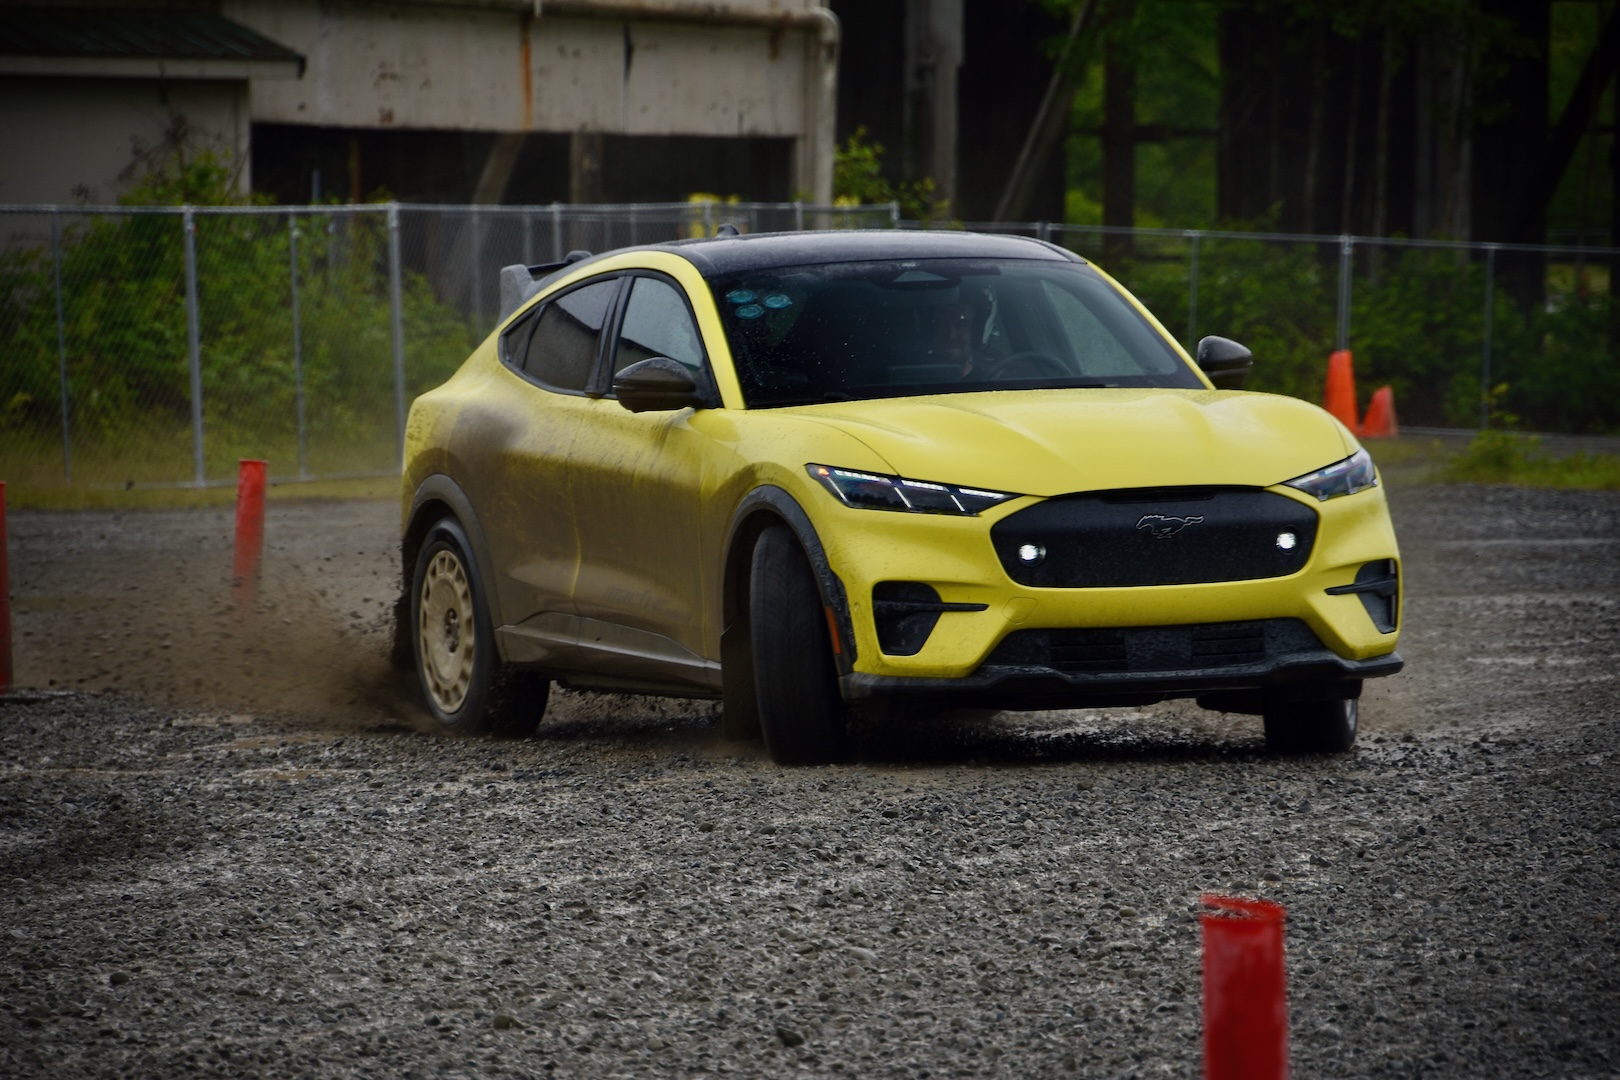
833,127 -> 951,223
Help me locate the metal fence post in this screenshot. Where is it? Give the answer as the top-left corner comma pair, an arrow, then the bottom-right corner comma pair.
890,200 -> 901,228
388,203 -> 407,463
794,200 -> 805,232
1481,244 -> 1497,430
1186,229 -> 1201,349
1335,236 -> 1354,352
289,213 -> 308,479
550,202 -> 563,261
469,204 -> 483,329
1037,221 -> 1052,243
183,205 -> 205,487
50,210 -> 71,482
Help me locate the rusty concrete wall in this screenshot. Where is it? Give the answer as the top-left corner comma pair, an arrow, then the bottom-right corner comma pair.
0,75 -> 251,204
225,0 -> 834,200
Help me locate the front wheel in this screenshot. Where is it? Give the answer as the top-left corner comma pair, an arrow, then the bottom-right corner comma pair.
1263,695 -> 1357,755
412,518 -> 548,736
749,525 -> 848,765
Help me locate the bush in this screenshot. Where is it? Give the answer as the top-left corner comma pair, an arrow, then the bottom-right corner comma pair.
0,157 -> 474,485
1112,240 -> 1617,433
1442,430 -> 1620,488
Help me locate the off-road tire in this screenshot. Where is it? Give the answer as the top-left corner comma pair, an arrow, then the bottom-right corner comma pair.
411,518 -> 548,737
749,525 -> 849,765
1263,695 -> 1358,755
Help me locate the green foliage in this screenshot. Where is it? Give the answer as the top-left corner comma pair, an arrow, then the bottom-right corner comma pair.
1441,430 -> 1620,489
119,150 -> 264,208
1109,240 -> 1619,433
1112,237 -> 1340,400
833,127 -> 951,224
1063,0 -> 1219,228
0,156 -> 474,486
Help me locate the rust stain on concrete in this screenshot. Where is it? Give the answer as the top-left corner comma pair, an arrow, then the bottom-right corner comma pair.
520,14 -> 534,130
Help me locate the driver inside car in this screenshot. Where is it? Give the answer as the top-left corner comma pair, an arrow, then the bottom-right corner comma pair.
918,296 -> 983,378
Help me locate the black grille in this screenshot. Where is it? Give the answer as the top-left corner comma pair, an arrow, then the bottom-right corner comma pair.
990,487 -> 1318,587
983,619 -> 1322,675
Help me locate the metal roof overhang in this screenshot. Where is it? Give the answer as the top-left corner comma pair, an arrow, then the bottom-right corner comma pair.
0,9 -> 304,81
0,55 -> 302,80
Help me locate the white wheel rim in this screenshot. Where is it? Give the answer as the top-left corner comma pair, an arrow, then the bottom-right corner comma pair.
419,549 -> 475,714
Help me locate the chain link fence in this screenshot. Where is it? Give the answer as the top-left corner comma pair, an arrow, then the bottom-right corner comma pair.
3,201 -> 1615,495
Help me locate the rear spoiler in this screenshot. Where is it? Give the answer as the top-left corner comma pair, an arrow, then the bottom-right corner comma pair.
498,249 -> 593,322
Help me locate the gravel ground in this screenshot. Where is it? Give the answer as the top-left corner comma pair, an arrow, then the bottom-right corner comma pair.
1,482 -> 1617,1078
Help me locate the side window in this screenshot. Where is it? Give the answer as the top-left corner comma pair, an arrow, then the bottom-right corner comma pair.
523,278 -> 620,392
612,276 -> 707,379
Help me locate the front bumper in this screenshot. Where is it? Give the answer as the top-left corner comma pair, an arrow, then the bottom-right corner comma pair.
841,615 -> 1403,709
812,480 -> 1404,683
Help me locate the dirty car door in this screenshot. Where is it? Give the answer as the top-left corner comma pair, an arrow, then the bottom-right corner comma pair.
566,273 -> 718,692
474,276 -> 621,638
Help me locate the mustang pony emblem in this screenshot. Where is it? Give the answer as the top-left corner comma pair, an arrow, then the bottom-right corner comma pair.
1136,514 -> 1205,539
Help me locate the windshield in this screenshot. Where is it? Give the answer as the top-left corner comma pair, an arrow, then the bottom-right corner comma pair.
709,258 -> 1203,407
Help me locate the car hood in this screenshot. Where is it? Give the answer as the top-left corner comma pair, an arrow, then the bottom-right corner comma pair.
788,388 -> 1355,498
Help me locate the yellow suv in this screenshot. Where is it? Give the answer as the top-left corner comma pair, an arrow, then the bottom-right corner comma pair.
399,230 -> 1401,763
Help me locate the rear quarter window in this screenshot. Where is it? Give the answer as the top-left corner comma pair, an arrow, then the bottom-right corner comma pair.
502,277 -> 620,393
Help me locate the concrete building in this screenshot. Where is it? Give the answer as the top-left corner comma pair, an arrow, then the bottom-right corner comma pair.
0,0 -> 838,206
0,6 -> 303,204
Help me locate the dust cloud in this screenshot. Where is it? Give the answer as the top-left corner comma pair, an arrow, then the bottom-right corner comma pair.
8,502 -> 426,732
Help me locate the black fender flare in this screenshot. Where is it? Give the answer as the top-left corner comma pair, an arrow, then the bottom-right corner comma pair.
716,485 -> 857,741
724,484 -> 857,671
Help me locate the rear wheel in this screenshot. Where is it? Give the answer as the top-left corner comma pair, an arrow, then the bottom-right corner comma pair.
412,518 -> 548,736
1263,695 -> 1357,754
749,525 -> 848,765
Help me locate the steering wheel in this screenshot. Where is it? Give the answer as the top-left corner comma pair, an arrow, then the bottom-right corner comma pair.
986,351 -> 1072,380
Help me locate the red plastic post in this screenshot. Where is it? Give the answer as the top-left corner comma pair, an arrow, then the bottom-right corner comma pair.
0,481 -> 10,693
1200,894 -> 1289,1080
233,460 -> 267,607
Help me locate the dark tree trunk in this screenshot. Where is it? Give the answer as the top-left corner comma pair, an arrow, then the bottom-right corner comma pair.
1512,6 -> 1620,243
1339,46 -> 1363,237
993,0 -> 1094,223
1302,26 -> 1327,235
1103,19 -> 1136,261
956,0 -> 1064,222
1369,30 -> 1396,280
1372,31 -> 1395,238
1473,0 -> 1550,311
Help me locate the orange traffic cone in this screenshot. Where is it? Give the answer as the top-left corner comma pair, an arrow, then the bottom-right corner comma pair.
1323,350 -> 1361,435
1361,385 -> 1398,439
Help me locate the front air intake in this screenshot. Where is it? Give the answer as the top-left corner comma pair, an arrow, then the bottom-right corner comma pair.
1326,559 -> 1399,633
872,582 -> 987,656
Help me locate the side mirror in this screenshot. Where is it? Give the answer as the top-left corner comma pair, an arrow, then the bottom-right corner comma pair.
1196,335 -> 1253,390
613,357 -> 709,413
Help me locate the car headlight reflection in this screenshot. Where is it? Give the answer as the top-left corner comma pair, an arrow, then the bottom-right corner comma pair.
808,464 -> 1018,516
1283,448 -> 1379,501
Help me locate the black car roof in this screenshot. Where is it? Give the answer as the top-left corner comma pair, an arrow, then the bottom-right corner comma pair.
660,229 -> 1084,277
518,229 -> 1086,301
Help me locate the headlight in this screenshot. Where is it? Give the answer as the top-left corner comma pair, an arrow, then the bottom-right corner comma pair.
1283,448 -> 1378,501
807,464 -> 1018,515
